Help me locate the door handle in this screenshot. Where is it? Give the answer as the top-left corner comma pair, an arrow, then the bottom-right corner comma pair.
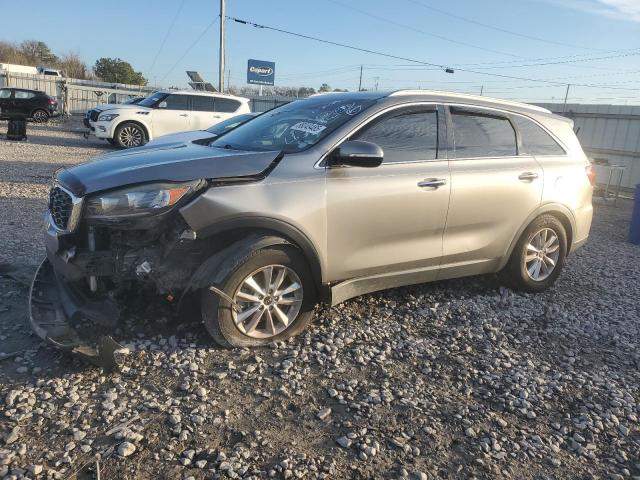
518,172 -> 539,181
179,113 -> 189,117
418,178 -> 447,189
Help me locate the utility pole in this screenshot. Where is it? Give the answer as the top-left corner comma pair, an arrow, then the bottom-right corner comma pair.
358,65 -> 363,91
218,0 -> 225,93
480,85 -> 483,96
226,68 -> 231,91
562,84 -> 570,113
374,76 -> 379,91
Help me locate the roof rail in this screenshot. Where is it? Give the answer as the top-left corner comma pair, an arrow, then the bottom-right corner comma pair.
389,89 -> 552,114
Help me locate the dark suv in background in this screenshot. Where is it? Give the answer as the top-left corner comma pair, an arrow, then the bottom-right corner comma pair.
0,87 -> 59,123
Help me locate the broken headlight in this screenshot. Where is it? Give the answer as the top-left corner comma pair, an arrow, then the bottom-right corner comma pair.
85,182 -> 196,219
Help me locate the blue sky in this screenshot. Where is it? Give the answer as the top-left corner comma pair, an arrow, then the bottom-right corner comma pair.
2,0 -> 640,103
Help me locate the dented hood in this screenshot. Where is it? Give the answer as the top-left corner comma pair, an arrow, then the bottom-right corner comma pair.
56,142 -> 282,196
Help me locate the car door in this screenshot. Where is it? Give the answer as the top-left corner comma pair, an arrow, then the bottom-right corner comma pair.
326,105 -> 451,282
190,95 -> 217,130
151,93 -> 191,137
0,89 -> 12,116
13,90 -> 36,117
439,105 -> 543,279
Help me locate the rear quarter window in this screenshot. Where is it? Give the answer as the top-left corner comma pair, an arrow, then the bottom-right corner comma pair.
215,98 -> 241,113
0,89 -> 11,99
513,116 -> 566,156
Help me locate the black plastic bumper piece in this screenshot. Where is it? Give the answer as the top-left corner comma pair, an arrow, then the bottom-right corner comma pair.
29,258 -> 125,370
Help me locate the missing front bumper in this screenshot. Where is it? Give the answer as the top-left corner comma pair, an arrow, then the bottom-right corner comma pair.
29,258 -> 125,369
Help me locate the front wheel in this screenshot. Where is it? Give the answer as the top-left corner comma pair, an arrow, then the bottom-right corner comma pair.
501,215 -> 567,293
201,244 -> 317,347
114,122 -> 147,148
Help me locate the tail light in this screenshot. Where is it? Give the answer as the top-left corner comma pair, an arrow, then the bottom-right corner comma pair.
48,98 -> 57,105
585,164 -> 596,186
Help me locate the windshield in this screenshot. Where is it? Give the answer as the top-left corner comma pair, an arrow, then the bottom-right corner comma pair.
209,96 -> 378,153
137,92 -> 168,108
206,113 -> 256,135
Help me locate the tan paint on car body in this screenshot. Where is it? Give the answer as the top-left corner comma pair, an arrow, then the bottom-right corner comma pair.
180,91 -> 593,304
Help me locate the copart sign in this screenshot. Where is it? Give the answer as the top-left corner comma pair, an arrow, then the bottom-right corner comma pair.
247,59 -> 276,86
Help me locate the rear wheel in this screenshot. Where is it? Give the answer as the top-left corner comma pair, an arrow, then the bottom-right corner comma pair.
201,244 -> 316,347
502,214 -> 567,293
32,109 -> 49,123
114,122 -> 147,148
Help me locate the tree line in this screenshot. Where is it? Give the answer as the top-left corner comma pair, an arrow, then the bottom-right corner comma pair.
0,40 -> 147,85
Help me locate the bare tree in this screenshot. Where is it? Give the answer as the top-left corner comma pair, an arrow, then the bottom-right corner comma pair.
0,41 -> 28,64
57,52 -> 90,79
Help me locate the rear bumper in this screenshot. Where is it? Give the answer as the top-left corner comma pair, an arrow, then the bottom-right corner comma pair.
29,258 -> 125,369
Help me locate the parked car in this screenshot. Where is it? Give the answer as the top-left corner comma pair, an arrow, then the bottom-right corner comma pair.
144,112 -> 258,147
83,90 -> 250,148
37,66 -> 64,77
0,87 -> 59,122
31,90 -> 593,365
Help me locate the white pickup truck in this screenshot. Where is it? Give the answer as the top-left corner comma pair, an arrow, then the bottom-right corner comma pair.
84,90 -> 251,148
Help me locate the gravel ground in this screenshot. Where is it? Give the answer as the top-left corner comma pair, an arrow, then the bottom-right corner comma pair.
0,120 -> 638,480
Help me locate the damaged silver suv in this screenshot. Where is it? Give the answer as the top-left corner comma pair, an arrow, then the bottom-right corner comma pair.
31,90 -> 593,365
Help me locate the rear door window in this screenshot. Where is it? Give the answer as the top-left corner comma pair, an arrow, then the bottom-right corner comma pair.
450,107 -> 517,158
192,96 -> 216,112
15,90 -> 36,100
512,115 -> 565,156
355,109 -> 438,163
215,98 -> 241,113
164,94 -> 190,110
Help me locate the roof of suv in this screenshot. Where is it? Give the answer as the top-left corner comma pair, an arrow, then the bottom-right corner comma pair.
157,89 -> 248,101
309,89 -> 554,117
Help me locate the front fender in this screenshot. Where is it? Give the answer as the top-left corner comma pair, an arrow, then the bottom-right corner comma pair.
183,234 -> 290,294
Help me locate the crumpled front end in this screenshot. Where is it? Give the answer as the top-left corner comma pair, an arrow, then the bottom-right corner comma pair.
29,259 -> 125,369
30,184 -> 216,369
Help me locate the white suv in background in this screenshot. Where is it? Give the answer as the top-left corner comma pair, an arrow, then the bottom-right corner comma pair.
84,90 -> 251,148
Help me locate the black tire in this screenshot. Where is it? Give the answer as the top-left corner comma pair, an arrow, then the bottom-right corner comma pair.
114,122 -> 147,148
201,244 -> 317,348
32,109 -> 49,123
501,214 -> 567,293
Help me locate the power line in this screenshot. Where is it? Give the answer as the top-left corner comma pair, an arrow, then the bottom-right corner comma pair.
472,50 -> 640,70
325,0 -> 524,58
160,17 -> 219,83
228,16 -> 448,69
404,0 -> 597,51
148,0 -> 186,76
228,16 -> 640,91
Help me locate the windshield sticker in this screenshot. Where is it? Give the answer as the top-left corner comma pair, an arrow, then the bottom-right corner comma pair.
340,103 -> 362,115
290,122 -> 327,135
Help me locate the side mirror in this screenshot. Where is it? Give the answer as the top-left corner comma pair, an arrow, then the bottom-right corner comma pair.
329,140 -> 383,168
157,101 -> 167,109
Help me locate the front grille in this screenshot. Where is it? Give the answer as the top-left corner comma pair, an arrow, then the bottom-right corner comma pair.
88,109 -> 100,122
49,187 -> 73,230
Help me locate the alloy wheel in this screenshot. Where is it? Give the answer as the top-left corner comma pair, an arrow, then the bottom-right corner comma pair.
33,110 -> 48,123
231,265 -> 303,339
118,126 -> 143,147
524,228 -> 560,281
